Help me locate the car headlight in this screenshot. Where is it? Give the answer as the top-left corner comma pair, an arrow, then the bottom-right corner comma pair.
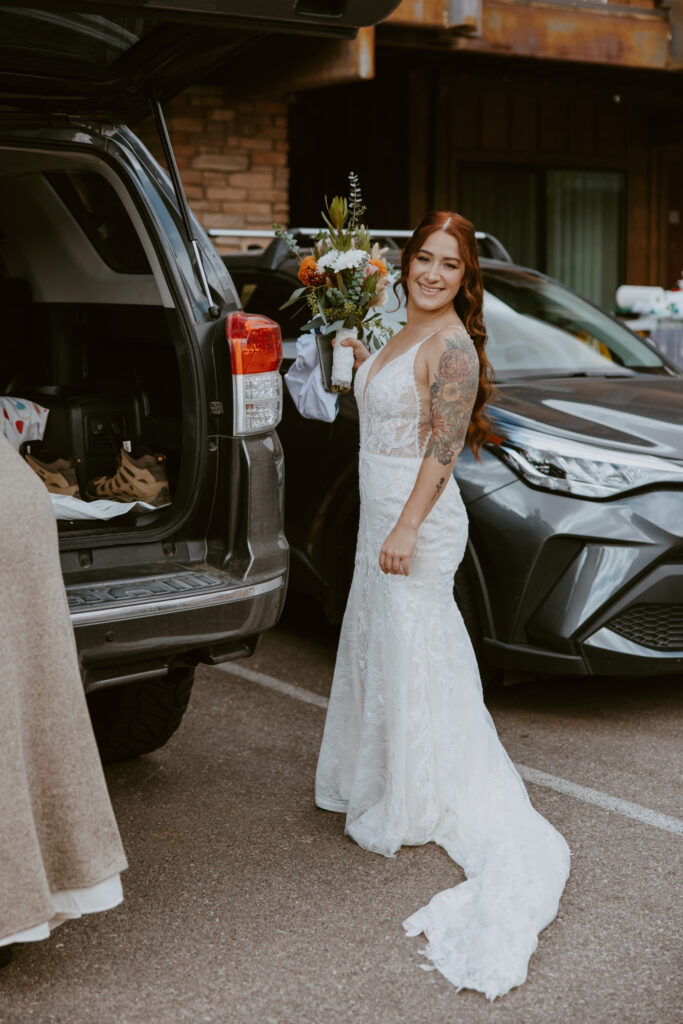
489,429 -> 683,498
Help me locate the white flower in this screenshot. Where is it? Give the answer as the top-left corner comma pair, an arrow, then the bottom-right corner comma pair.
316,249 -> 367,274
337,249 -> 368,271
316,251 -> 338,272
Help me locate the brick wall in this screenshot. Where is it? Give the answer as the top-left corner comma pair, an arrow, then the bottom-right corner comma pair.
137,85 -> 290,254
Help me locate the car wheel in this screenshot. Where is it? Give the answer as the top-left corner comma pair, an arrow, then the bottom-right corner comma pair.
453,565 -> 502,694
87,664 -> 195,763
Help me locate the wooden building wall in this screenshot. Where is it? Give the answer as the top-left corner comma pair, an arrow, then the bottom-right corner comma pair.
406,66 -> 673,286
290,52 -> 679,289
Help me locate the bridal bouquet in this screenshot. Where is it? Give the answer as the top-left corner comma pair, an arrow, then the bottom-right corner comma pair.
274,172 -> 395,392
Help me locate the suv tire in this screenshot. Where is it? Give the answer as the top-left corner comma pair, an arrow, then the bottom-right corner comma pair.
87,665 -> 195,763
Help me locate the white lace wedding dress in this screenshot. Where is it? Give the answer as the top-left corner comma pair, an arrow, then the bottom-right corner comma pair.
315,328 -> 570,1000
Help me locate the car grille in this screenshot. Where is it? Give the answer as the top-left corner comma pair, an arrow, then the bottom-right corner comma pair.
608,604 -> 683,650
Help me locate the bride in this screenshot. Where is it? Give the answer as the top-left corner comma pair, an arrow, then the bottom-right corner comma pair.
313,210 -> 570,1000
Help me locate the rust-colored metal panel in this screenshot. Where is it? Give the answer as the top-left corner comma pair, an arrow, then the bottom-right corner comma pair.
463,2 -> 670,69
389,0 -> 481,31
389,0 -> 448,24
384,0 -> 672,69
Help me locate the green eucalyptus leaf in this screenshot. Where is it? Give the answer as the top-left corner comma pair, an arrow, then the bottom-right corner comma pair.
279,286 -> 308,309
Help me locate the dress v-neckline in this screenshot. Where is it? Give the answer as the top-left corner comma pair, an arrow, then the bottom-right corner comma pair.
362,323 -> 466,402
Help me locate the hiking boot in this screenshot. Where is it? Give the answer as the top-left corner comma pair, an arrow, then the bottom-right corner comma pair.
24,451 -> 82,499
85,447 -> 171,507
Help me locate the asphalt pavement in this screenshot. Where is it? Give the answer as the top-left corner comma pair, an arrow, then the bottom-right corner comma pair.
2,597 -> 681,1024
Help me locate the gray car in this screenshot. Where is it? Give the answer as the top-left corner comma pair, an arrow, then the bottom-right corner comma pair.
226,242 -> 683,687
0,0 -> 399,758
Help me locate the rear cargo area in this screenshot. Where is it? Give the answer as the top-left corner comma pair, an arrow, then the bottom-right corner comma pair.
0,147 -> 186,534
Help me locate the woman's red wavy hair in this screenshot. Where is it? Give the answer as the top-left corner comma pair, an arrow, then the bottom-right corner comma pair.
397,211 -> 496,459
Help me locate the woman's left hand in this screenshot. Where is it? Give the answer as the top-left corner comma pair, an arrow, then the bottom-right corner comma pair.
379,521 -> 418,576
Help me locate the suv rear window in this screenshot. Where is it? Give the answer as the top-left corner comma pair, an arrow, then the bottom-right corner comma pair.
46,171 -> 151,275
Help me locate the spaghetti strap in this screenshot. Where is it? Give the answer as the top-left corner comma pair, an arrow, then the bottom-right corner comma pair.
410,322 -> 470,363
418,322 -> 468,347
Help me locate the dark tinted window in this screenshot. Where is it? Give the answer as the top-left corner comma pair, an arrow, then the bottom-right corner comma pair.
46,171 -> 151,275
230,268 -> 308,339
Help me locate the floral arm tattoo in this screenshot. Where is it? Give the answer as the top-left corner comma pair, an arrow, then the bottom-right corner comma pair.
424,331 -> 479,468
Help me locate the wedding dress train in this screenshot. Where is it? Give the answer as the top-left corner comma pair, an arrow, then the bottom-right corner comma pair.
315,329 -> 570,1000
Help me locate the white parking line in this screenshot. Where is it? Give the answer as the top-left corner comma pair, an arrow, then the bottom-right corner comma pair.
220,661 -> 330,709
515,765 -> 683,836
217,662 -> 683,837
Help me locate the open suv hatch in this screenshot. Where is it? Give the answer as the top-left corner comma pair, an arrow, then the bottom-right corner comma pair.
0,0 -> 400,760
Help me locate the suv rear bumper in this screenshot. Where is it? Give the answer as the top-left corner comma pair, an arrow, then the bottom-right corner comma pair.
69,568 -> 286,691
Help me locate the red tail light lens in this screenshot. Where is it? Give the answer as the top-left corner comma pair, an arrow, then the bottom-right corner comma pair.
226,311 -> 283,375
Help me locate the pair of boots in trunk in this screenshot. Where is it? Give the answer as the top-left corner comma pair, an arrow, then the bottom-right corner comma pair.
23,443 -> 171,508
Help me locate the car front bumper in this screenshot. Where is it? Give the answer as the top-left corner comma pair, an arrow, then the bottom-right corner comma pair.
466,474 -> 683,678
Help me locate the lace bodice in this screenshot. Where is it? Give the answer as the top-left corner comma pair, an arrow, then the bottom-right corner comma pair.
354,327 -> 470,459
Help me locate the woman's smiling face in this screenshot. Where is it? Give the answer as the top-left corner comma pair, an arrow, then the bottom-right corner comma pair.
406,229 -> 465,315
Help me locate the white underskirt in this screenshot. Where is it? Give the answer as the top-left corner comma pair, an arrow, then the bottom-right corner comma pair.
0,874 -> 123,947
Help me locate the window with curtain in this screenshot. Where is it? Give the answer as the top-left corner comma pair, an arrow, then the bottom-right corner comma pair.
545,170 -> 624,311
459,165 -> 625,311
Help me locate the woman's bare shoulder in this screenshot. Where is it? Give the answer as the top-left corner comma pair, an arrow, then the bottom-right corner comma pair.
426,321 -> 473,346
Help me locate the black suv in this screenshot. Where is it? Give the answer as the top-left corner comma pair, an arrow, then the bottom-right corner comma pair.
0,1 -> 399,759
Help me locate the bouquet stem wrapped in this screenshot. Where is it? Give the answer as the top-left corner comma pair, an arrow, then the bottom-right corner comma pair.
330,327 -> 358,391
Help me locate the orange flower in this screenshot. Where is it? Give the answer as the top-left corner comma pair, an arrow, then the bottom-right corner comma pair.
298,255 -> 325,287
369,257 -> 388,278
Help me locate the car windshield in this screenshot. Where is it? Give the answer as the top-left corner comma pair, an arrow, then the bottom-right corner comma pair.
482,267 -> 668,380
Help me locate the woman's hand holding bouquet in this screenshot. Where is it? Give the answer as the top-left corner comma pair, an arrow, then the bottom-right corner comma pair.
334,331 -> 371,371
275,172 -> 395,392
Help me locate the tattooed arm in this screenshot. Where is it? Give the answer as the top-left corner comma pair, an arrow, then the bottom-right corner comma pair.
379,328 -> 479,576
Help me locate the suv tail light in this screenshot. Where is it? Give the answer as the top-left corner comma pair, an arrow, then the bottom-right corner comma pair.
226,311 -> 283,435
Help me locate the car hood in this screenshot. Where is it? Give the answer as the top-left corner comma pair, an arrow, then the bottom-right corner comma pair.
491,376 -> 683,460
